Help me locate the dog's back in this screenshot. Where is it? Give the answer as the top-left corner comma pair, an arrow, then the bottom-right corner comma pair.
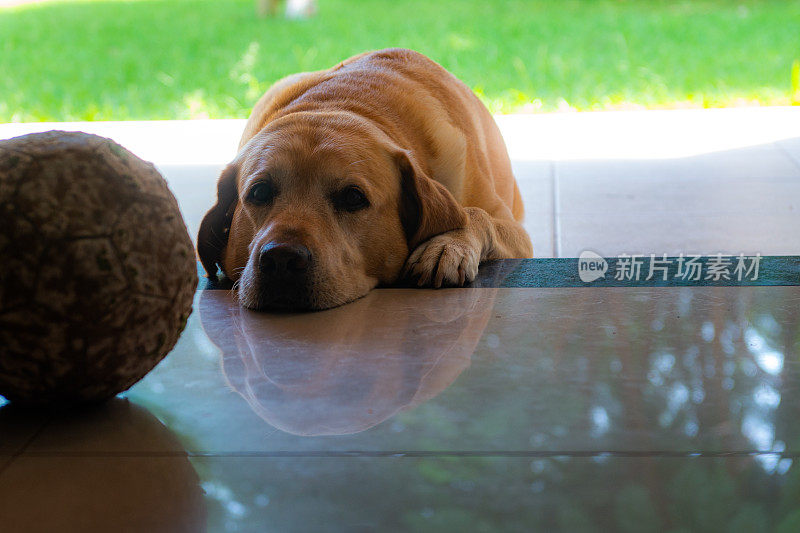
240,48 -> 525,223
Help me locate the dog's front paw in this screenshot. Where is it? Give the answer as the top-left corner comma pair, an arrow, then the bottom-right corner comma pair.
403,230 -> 480,288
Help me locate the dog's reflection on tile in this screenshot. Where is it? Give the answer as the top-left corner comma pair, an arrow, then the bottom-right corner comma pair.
199,288 -> 498,435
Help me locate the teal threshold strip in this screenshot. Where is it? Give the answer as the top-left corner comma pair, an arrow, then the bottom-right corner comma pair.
199,255 -> 800,290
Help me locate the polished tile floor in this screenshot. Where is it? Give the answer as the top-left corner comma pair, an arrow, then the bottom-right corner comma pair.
1,109 -> 800,532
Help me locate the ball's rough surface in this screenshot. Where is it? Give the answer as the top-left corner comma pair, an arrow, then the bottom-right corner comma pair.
0,131 -> 197,406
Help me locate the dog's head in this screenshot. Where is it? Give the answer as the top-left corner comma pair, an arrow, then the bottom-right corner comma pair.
198,112 -> 466,310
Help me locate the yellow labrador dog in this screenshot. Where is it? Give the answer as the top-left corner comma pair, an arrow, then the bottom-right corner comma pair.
198,48 -> 532,310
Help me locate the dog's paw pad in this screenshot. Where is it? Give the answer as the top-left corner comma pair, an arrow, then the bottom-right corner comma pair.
404,232 -> 479,288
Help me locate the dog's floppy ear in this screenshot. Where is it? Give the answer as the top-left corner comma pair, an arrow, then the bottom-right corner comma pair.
397,150 -> 467,249
197,163 -> 239,278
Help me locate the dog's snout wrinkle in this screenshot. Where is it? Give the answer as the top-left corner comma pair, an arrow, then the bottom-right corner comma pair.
259,242 -> 312,276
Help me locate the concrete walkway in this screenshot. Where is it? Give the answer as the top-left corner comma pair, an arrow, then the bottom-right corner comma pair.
2,106 -> 799,257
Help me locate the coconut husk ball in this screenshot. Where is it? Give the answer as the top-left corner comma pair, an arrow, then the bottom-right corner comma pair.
0,131 -> 197,407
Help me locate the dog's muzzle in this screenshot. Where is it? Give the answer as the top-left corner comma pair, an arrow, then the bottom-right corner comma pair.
259,242 -> 312,276
255,242 -> 314,309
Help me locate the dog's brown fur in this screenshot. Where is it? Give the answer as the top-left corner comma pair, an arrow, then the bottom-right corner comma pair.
198,48 -> 532,310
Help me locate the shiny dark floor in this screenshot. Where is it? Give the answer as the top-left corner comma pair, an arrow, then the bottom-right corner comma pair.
1,111 -> 800,532
2,269 -> 800,532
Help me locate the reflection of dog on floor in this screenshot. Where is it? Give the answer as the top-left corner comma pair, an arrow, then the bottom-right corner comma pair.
256,0 -> 316,18
198,49 -> 532,311
199,286 -> 498,436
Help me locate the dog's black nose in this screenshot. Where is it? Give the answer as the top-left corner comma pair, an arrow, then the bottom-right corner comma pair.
259,242 -> 312,276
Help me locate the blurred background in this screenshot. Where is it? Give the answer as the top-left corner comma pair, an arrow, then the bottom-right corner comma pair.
1,0 -> 798,122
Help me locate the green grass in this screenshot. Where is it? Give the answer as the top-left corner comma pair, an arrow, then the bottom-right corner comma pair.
1,0 -> 799,121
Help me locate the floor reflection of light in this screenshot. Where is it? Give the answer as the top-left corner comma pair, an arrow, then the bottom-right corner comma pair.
653,352 -> 675,374
755,350 -> 784,375
577,356 -> 589,378
758,455 -> 781,473
201,481 -> 249,522
661,383 -> 690,427
742,414 -> 774,451
647,370 -> 664,387
592,452 -> 612,464
691,388 -> 705,404
730,398 -> 742,415
756,441 -> 786,473
530,460 -> 546,474
754,383 -> 781,408
723,360 -> 736,377
757,314 -> 781,336
741,359 -> 758,377
683,345 -> 700,369
701,322 -> 715,342
668,383 -> 689,411
745,328 -> 784,376
649,350 -> 676,388
746,328 -> 767,351
590,406 -> 610,437
720,326 -> 737,355
226,501 -> 247,518
485,333 -> 500,349
678,289 -> 693,316
193,328 -> 223,360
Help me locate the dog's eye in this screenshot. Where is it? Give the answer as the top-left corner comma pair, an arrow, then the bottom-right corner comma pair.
334,186 -> 369,212
246,181 -> 276,205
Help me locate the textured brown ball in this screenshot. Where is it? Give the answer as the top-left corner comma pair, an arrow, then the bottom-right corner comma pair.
0,131 -> 197,406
